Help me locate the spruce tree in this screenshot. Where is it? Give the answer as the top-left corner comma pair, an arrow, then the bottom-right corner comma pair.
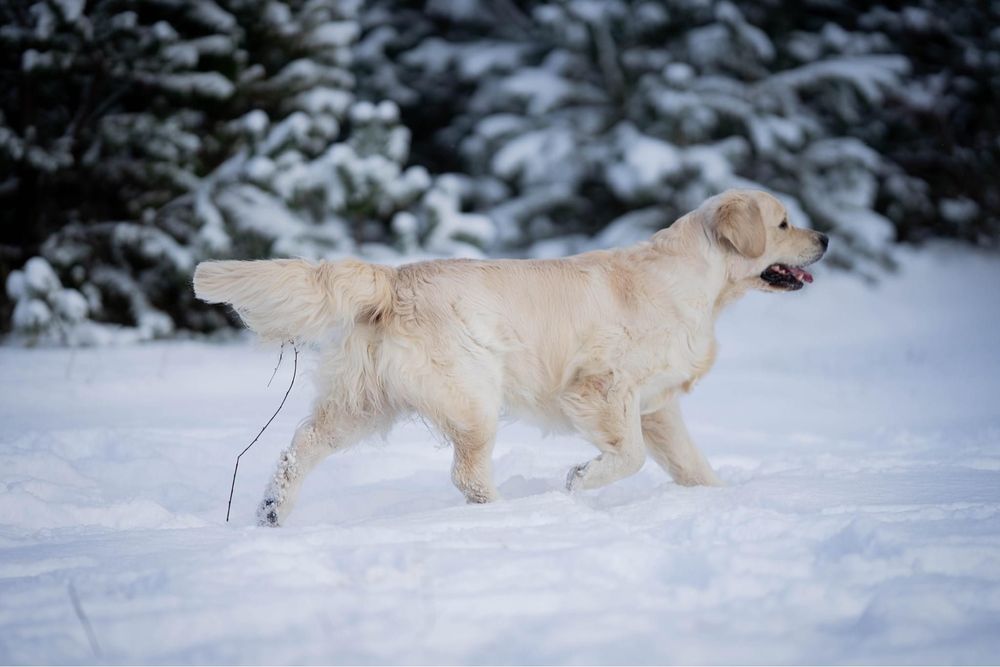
3,0 -> 489,344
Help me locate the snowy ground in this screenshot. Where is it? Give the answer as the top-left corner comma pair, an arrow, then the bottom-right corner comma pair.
1,245 -> 999,665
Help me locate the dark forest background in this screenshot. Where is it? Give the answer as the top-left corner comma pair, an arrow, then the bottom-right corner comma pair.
1,0 -> 997,344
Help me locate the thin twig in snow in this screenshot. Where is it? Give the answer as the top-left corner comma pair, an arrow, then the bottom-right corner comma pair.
267,341 -> 285,388
67,582 -> 102,659
226,343 -> 298,522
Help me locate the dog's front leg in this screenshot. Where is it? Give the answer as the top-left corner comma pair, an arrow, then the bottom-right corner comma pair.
450,432 -> 499,504
438,416 -> 499,504
641,398 -> 723,487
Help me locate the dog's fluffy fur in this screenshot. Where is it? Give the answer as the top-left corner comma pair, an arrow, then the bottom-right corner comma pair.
194,189 -> 827,526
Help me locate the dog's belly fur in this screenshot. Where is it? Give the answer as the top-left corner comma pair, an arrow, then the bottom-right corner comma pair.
364,304 -> 714,432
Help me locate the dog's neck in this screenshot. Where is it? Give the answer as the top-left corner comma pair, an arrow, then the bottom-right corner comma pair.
647,215 -> 747,320
713,281 -> 751,316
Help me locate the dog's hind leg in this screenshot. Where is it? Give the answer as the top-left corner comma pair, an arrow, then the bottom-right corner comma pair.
256,408 -> 377,527
563,374 -> 646,491
415,365 -> 501,504
441,415 -> 499,504
641,398 -> 722,487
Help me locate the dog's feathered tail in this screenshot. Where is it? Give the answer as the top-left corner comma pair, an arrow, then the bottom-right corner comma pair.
193,258 -> 395,343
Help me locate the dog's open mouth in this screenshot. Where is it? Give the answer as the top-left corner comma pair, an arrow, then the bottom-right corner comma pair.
760,263 -> 813,290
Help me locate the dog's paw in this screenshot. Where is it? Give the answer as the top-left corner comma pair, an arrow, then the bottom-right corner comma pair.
565,462 -> 590,492
256,498 -> 281,527
464,488 -> 500,504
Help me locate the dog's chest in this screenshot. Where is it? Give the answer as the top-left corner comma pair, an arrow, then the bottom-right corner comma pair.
681,336 -> 718,392
636,331 -> 717,411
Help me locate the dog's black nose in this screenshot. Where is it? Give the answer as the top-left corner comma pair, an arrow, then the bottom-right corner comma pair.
818,233 -> 829,250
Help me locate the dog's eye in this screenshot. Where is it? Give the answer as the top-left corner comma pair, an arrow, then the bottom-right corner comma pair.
779,220 -> 789,230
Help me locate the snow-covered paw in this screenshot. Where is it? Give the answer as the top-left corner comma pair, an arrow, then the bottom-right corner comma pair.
566,462 -> 590,492
256,497 -> 281,527
463,486 -> 500,504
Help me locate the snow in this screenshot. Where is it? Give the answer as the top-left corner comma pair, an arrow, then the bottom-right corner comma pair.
492,128 -> 576,185
304,22 -> 360,49
51,0 -> 85,23
2,246 -> 999,664
151,72 -> 236,100
10,297 -> 52,330
498,68 -> 586,115
760,55 -> 910,107
940,198 -> 980,225
215,184 -> 307,240
185,0 -> 236,32
422,176 -> 496,255
51,288 -> 89,323
293,88 -> 353,118
607,126 -> 682,198
23,256 -> 62,295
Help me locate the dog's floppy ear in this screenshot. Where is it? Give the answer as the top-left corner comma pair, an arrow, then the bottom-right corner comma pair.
713,193 -> 766,259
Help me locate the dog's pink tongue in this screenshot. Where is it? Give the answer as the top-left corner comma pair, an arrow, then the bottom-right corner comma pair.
790,267 -> 813,283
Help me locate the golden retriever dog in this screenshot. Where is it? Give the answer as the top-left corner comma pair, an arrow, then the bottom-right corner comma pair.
194,189 -> 827,526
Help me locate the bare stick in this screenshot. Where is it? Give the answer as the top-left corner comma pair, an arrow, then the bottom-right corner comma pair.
226,344 -> 298,522
266,341 -> 285,388
68,582 -> 102,659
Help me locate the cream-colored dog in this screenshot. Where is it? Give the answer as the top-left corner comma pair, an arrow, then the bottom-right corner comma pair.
194,189 -> 827,525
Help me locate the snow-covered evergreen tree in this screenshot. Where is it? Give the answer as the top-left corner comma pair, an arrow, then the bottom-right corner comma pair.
2,0 -> 232,342
357,0 -> 998,265
358,0 -> 925,270
2,0 -> 996,343
2,0 -> 495,343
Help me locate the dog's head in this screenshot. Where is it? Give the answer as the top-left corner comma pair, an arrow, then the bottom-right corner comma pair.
702,189 -> 828,292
